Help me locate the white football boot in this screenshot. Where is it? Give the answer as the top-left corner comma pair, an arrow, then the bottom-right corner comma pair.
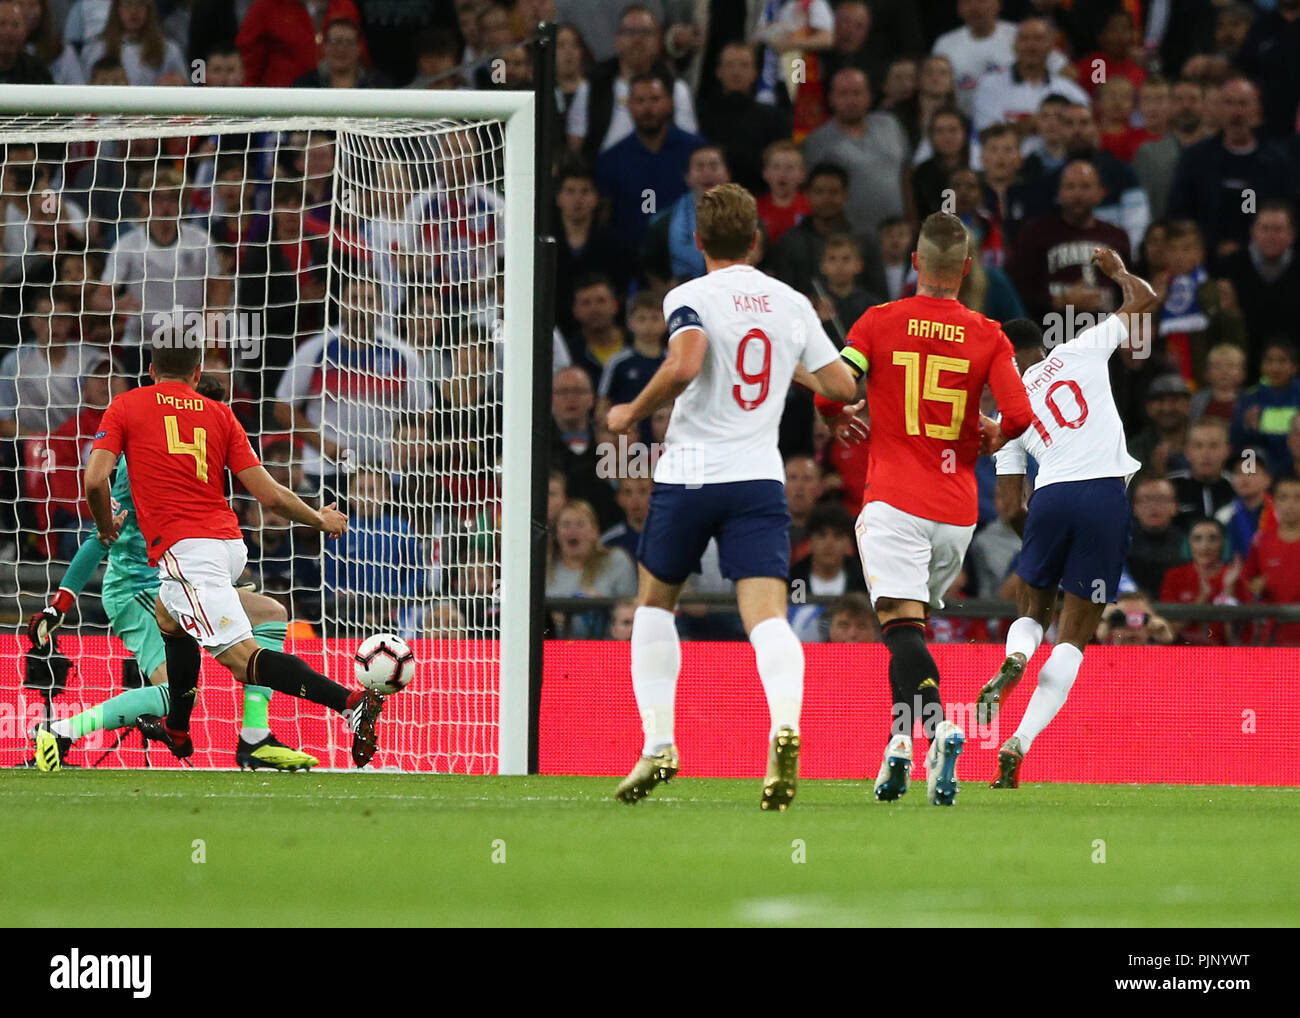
873,733 -> 913,801
926,720 -> 964,806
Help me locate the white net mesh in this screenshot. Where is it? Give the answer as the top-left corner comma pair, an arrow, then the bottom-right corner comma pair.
0,111 -> 509,773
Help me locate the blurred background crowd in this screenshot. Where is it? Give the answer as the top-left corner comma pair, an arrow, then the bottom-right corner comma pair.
0,0 -> 1298,647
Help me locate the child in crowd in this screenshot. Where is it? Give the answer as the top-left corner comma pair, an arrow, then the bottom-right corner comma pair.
756,140 -> 810,246
1154,219 -> 1244,384
876,215 -> 913,301
813,234 -> 880,345
1190,342 -> 1247,424
596,289 -> 666,443
1230,341 -> 1300,476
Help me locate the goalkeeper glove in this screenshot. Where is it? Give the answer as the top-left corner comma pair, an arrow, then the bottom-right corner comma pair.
28,588 -> 75,651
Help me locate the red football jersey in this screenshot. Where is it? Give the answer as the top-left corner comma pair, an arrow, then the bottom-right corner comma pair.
840,295 -> 1033,526
92,381 -> 261,564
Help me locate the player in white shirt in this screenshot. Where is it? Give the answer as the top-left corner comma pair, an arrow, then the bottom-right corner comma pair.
604,183 -> 861,810
983,248 -> 1157,787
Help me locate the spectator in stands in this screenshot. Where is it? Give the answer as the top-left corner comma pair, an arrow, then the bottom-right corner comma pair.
1152,219 -> 1245,384
817,0 -> 886,96
1230,340 -> 1300,477
1218,203 -> 1300,369
564,273 -> 626,389
812,234 -> 880,346
1218,447 -> 1274,559
1243,475 -> 1300,645
237,0 -> 363,88
1075,9 -> 1145,98
906,106 -> 969,224
293,15 -> 387,89
594,70 -> 703,253
770,162 -> 886,300
0,0 -> 51,83
878,56 -> 918,115
546,498 -> 637,637
1160,517 -> 1243,646
827,591 -> 878,642
934,0 -> 1065,118
970,17 -> 1087,134
891,54 -> 957,164
1172,418 -> 1235,527
785,453 -> 823,562
696,42 -> 791,197
1006,160 -> 1130,325
1166,78 -> 1293,262
274,277 -> 433,487
756,141 -> 809,248
326,467 -> 427,630
548,364 -> 619,528
101,165 -> 227,369
641,142 -> 730,285
1236,0 -> 1300,140
1096,591 -> 1176,646
877,215 -> 911,300
552,165 -> 627,336
546,467 -> 567,530
406,29 -> 460,90
787,502 -> 866,642
567,5 -> 697,162
1134,78 -> 1208,222
1019,93 -> 1072,186
975,122 -> 1022,256
958,225 -> 1024,322
1190,342 -> 1247,426
430,336 -> 500,502
600,475 -> 650,561
1130,374 -> 1192,476
78,0 -> 185,86
595,288 -> 664,432
608,596 -> 636,640
21,0 -> 76,82
801,67 -> 908,234
969,474 -> 1023,599
261,432 -> 310,497
1127,475 -> 1188,596
553,22 -> 590,113
1096,78 -> 1156,165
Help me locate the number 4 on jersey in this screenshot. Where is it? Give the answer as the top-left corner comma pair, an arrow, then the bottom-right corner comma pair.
164,415 -> 209,481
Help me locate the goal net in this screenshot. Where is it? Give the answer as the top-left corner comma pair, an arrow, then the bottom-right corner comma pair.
0,86 -> 535,774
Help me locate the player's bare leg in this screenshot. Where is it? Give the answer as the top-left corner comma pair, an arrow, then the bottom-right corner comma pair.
616,568 -> 684,803
994,594 -> 1103,788
738,577 -> 804,812
979,578 -> 1056,725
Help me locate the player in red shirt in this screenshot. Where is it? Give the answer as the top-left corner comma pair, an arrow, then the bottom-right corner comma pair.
1242,476 -> 1300,645
809,212 -> 1034,805
84,342 -> 386,766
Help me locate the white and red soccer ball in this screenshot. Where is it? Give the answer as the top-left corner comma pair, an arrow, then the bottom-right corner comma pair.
354,634 -> 415,695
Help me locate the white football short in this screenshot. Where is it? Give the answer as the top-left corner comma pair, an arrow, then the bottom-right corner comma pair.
855,501 -> 976,610
157,538 -> 253,654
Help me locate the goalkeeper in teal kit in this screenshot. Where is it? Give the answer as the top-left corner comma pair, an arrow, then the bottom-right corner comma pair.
30,386 -> 318,772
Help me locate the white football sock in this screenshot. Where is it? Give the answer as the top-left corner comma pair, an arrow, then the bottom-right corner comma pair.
631,606 -> 680,755
1005,616 -> 1044,662
1014,642 -> 1084,753
749,617 -> 804,738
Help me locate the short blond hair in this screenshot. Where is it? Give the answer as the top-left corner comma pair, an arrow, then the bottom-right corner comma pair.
696,183 -> 757,260
916,211 -> 970,277
138,165 -> 183,192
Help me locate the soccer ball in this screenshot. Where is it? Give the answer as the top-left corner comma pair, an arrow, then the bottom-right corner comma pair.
354,634 -> 415,695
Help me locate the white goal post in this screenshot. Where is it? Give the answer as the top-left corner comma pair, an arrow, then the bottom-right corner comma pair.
0,85 -> 536,775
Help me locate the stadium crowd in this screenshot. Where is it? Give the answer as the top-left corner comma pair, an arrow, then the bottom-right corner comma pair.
0,0 -> 1298,647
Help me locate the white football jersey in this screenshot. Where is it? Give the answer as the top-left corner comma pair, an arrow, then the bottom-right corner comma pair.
656,264 -> 839,485
994,315 -> 1141,489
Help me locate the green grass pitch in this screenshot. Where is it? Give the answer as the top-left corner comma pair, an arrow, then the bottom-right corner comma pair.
2,771 -> 1296,927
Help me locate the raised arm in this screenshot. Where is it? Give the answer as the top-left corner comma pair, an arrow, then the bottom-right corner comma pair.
1092,246 -> 1159,319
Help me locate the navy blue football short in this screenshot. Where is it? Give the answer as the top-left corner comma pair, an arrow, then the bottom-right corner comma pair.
1016,477 -> 1132,602
637,479 -> 791,585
